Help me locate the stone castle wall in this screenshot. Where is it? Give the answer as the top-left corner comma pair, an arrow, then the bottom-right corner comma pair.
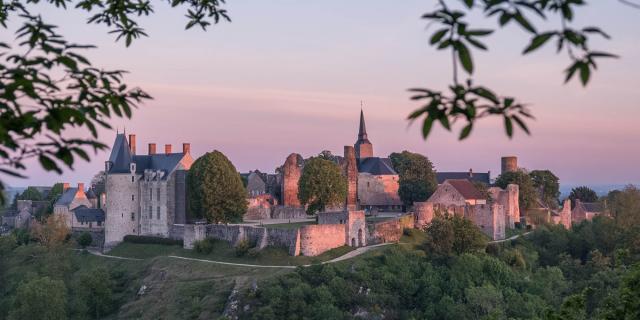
282,153 -> 303,207
367,219 -> 402,245
105,173 -> 139,248
299,224 -> 346,256
414,202 -> 434,229
271,206 -> 307,219
266,228 -> 301,256
464,204 -> 505,240
357,173 -> 402,209
343,146 -> 358,210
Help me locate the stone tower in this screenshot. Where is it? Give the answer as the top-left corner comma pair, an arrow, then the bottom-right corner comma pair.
354,109 -> 373,160
343,146 -> 358,210
282,153 -> 303,207
501,156 -> 518,174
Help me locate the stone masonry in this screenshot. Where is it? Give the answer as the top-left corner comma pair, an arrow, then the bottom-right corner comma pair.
281,153 -> 303,207
343,146 -> 358,210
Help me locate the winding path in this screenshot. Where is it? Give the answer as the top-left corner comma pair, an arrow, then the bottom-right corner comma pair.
83,232 -> 529,268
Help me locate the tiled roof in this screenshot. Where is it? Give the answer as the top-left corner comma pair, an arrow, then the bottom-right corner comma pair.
72,206 -> 105,223
54,188 -> 78,206
582,202 -> 603,212
437,172 -> 490,184
358,157 -> 397,175
445,179 -> 486,200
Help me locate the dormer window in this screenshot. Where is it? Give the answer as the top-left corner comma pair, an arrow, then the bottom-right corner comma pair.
130,163 -> 136,173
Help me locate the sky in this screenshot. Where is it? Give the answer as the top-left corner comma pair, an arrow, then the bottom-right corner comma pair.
3,1 -> 640,187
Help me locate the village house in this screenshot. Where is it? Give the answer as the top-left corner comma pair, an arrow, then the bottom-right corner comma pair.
53,183 -> 94,228
572,199 -> 606,224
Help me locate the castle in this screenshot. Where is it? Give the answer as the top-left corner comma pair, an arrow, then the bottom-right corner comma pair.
103,134 -> 193,248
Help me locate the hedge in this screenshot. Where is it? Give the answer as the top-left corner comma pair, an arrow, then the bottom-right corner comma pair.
123,235 -> 183,246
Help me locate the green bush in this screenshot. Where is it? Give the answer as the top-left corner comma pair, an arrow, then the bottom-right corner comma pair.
194,239 -> 214,254
123,235 -> 183,246
235,239 -> 251,257
77,232 -> 92,248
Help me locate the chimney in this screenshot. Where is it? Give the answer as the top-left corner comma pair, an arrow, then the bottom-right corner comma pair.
128,134 -> 136,154
62,183 -> 70,191
165,144 -> 172,154
182,143 -> 191,154
77,182 -> 85,192
148,143 -> 156,155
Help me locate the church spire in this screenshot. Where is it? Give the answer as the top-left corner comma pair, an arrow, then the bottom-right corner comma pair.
358,104 -> 368,140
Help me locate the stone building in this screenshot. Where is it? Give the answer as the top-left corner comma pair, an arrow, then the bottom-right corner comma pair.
428,179 -> 488,206
551,199 -> 572,229
1,200 -> 33,229
488,184 -> 520,228
572,200 -> 605,224
53,183 -> 93,228
70,205 -> 105,231
103,133 -> 193,248
436,170 -> 491,184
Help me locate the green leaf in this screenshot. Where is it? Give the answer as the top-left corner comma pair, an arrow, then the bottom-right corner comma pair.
513,11 -> 536,33
456,42 -> 474,74
422,117 -> 434,139
504,117 -> 514,138
579,63 -> 590,86
466,37 -> 487,50
522,32 -> 555,54
430,29 -> 449,45
39,155 -> 62,173
512,115 -> 531,135
459,123 -> 473,140
466,29 -> 493,37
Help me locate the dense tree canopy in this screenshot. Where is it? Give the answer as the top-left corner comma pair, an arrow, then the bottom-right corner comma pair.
568,186 -> 598,208
17,187 -> 43,201
298,158 -> 347,214
187,151 -> 247,224
605,185 -> 640,230
389,151 -> 438,207
9,276 -> 67,320
495,170 -> 537,210
530,170 -> 561,209
424,212 -> 488,256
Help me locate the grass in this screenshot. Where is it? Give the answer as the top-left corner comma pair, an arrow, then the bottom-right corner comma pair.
107,239 -> 355,266
262,221 -> 316,229
399,228 -> 428,250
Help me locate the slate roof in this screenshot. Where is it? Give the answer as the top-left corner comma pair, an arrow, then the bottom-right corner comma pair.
107,134 -> 186,179
85,188 -> 97,199
582,202 -> 604,212
54,188 -> 78,206
444,179 -> 486,200
72,206 -> 105,223
358,157 -> 397,175
437,172 -> 490,184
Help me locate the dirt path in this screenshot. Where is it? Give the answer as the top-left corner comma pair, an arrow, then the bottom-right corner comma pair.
489,231 -> 532,244
85,242 -> 392,268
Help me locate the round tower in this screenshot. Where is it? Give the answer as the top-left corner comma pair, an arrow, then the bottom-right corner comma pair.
501,156 -> 518,174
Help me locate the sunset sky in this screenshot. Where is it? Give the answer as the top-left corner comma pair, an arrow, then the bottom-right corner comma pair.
5,1 -> 640,187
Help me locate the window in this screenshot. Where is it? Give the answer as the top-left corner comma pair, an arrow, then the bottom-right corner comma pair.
89,222 -> 92,228
131,212 -> 135,221
150,188 -> 153,200
156,206 -> 160,220
98,221 -> 102,226
132,194 -> 135,201
157,188 -> 160,202
131,176 -> 135,182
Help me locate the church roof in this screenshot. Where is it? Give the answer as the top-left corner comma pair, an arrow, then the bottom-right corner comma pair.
358,157 -> 397,175
355,109 -> 371,145
437,172 -> 490,184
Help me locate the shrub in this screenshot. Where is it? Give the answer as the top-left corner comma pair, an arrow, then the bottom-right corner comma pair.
194,239 -> 214,254
514,222 -> 522,229
235,239 -> 251,257
77,232 -> 92,248
486,243 -> 501,256
123,235 -> 183,246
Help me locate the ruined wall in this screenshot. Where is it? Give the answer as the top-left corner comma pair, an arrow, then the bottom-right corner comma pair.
282,153 -> 303,207
299,224 -> 346,256
398,214 -> 414,229
183,224 -> 206,249
271,206 -> 307,219
343,146 -> 358,210
367,219 -> 402,245
357,173 -> 402,209
265,228 -> 301,256
558,199 -> 572,229
489,184 -> 520,228
345,210 -> 366,247
414,202 -> 435,229
169,224 -> 185,240
464,204 -> 505,240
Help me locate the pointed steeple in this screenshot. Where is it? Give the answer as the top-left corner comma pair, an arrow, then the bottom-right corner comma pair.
354,105 -> 373,160
358,108 -> 368,140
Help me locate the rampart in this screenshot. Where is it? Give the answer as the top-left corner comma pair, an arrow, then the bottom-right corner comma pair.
299,224 -> 346,256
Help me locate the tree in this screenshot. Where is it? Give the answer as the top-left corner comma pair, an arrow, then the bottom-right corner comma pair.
47,183 -> 65,203
30,214 -> 70,248
495,170 -> 537,210
409,1 -> 625,141
298,158 -> 347,214
317,150 -> 338,163
424,212 -> 487,256
90,172 -> 107,196
77,232 -> 93,249
530,170 -> 561,209
17,187 -> 43,201
0,1 -> 230,205
389,151 -> 438,207
76,267 -> 114,319
187,151 -> 247,223
9,277 -> 67,320
568,186 -> 598,208
606,185 -> 640,229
